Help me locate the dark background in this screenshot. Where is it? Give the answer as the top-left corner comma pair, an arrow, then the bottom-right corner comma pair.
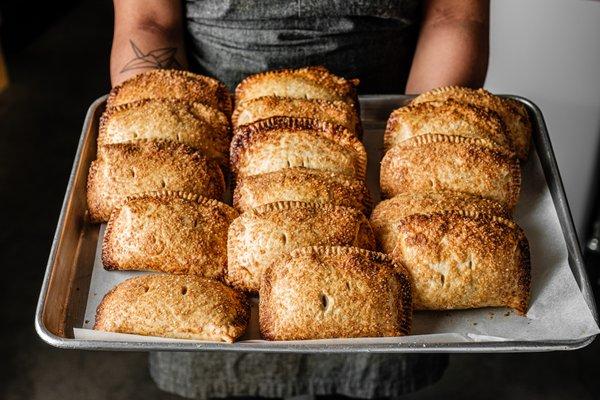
1,1 -> 599,399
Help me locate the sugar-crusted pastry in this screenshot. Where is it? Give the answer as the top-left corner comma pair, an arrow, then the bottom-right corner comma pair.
411,86 -> 531,159
372,208 -> 530,314
87,140 -> 225,222
232,167 -> 372,214
94,274 -> 249,342
230,116 -> 367,180
380,134 -> 521,209
106,69 -> 232,115
235,66 -> 359,108
260,246 -> 412,340
232,96 -> 362,137
227,201 -> 375,293
384,100 -> 510,151
370,192 -> 511,255
99,99 -> 230,166
103,191 -> 238,278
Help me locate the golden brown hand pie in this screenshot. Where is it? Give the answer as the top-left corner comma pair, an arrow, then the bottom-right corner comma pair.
94,274 -> 249,342
231,96 -> 361,137
227,201 -> 375,293
380,134 -> 521,209
384,100 -> 510,151
372,207 -> 530,314
230,117 -> 367,180
370,192 -> 511,255
232,167 -> 372,214
260,246 -> 412,340
411,86 -> 531,160
106,69 -> 232,115
87,140 -> 225,222
235,66 -> 359,108
99,99 -> 230,166
103,191 -> 238,278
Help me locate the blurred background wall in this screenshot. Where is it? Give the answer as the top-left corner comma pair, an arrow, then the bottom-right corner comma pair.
487,0 -> 600,240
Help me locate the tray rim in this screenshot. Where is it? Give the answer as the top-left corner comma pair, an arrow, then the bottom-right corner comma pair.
35,94 -> 598,353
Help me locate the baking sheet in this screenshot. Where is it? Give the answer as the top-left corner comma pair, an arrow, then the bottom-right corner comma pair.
74,139 -> 599,346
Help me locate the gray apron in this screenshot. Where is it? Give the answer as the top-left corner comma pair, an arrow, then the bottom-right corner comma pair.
184,0 -> 421,92
150,1 -> 448,398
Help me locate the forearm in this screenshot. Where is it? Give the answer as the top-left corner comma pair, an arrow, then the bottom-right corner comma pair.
111,0 -> 187,87
406,0 -> 489,94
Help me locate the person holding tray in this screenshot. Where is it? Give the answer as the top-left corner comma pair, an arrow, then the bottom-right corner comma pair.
108,0 -> 489,398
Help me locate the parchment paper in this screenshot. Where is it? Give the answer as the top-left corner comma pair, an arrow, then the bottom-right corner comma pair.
75,137 -> 599,345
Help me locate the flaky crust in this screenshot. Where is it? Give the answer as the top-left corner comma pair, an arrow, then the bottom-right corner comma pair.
227,201 -> 375,293
382,210 -> 530,314
231,96 -> 362,138
259,246 -> 412,340
230,116 -> 367,180
106,69 -> 232,115
102,191 -> 238,278
235,66 -> 359,108
411,86 -> 531,160
384,100 -> 510,152
371,191 -> 511,255
87,140 -> 225,222
232,167 -> 372,214
94,274 -> 250,342
99,98 -> 231,166
380,134 -> 521,209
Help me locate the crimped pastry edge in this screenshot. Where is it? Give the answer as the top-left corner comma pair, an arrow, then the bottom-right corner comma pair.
389,209 -> 530,315
384,134 -> 521,209
87,139 -> 226,222
231,95 -> 363,138
230,116 -> 367,180
411,86 -> 532,159
102,190 -> 237,273
98,98 -> 230,148
234,66 -> 359,108
231,167 -> 373,215
383,100 -> 511,152
261,245 -> 412,338
247,199 -> 366,216
106,69 -> 232,115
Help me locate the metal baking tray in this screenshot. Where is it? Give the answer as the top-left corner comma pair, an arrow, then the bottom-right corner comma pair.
35,94 -> 598,352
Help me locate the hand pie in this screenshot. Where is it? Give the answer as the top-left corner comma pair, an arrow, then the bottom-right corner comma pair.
87,140 -> 225,222
103,191 -> 238,278
384,100 -> 510,152
232,96 -> 361,137
411,86 -> 531,160
99,99 -> 230,166
232,167 -> 372,214
380,134 -> 521,209
260,246 -> 412,340
106,69 -> 232,115
370,192 -> 511,255
227,201 -> 375,293
371,199 -> 530,314
231,116 -> 367,180
235,66 -> 359,108
94,274 -> 249,342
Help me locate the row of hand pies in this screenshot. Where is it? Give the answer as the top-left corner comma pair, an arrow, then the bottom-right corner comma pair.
229,67 -> 413,340
374,87 -> 532,315
91,70 -> 251,342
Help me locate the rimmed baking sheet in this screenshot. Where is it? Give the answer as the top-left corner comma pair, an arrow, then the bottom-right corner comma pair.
36,95 -> 599,352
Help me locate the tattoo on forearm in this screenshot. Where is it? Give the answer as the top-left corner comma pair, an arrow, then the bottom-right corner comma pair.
121,40 -> 182,73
